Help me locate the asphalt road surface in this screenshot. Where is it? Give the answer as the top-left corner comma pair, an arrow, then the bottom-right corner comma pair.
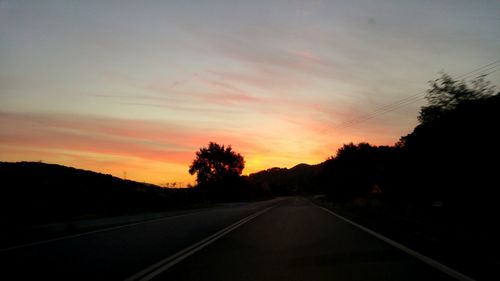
1,197 -> 468,281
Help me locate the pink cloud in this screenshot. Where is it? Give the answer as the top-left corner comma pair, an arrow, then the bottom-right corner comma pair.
288,49 -> 321,64
0,111 -> 273,166
207,67 -> 302,93
0,112 -> 197,164
147,73 -> 202,93
0,109 -> 407,183
199,91 -> 261,105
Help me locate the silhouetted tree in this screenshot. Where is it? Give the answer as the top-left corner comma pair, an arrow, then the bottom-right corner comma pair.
319,143 -> 400,202
189,142 -> 245,187
418,73 -> 495,124
396,73 -> 499,240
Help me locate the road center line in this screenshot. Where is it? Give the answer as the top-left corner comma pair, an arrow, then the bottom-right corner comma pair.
0,209 -> 211,252
124,205 -> 275,281
2,200 -> 278,252
317,205 -> 476,281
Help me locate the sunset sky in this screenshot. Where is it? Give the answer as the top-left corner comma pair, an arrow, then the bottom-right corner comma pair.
1,0 -> 499,185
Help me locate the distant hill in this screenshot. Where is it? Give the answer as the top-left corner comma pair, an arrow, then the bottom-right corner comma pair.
0,162 -> 192,226
248,163 -> 322,195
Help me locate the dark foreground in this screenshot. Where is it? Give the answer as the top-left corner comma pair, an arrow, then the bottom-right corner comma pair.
1,197 -> 465,280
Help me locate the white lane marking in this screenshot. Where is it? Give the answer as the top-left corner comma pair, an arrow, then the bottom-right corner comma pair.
2,199 -> 281,252
0,211 -> 206,252
318,206 -> 476,281
124,206 -> 275,281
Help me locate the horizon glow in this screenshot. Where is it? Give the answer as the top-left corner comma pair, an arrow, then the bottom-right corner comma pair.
1,0 -> 499,185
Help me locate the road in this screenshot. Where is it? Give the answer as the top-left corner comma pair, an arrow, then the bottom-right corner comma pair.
0,197 -> 468,281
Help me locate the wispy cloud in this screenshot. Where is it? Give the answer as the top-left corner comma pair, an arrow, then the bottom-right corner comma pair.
0,112 -> 195,163
0,111 -> 287,179
3,0 -> 496,183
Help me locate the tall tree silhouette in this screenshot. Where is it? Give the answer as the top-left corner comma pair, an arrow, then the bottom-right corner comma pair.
398,73 -> 499,230
189,142 -> 245,187
418,73 -> 495,124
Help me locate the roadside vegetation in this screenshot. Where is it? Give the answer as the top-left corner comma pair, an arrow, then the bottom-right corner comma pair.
0,162 -> 201,227
2,73 -> 498,278
251,73 -> 500,280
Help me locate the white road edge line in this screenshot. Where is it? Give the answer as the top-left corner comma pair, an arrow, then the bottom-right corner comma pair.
318,206 -> 476,281
124,205 -> 275,281
1,209 -> 213,252
2,200 -> 281,252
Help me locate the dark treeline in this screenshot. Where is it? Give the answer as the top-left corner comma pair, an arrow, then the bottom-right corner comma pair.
249,74 -> 500,277
253,74 -> 500,226
319,74 -> 500,236
0,144 -> 272,228
3,73 -> 499,261
188,142 -> 272,202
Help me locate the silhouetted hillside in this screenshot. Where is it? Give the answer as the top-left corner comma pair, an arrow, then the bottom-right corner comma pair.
309,75 -> 500,280
0,162 -> 195,226
249,163 -> 321,195
399,93 -> 500,208
316,75 -> 500,213
248,76 -> 500,280
394,92 -> 500,247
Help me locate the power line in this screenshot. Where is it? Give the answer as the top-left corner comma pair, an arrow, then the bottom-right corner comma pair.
337,67 -> 499,129
338,95 -> 426,128
453,60 -> 500,80
338,61 -> 500,128
336,60 -> 500,129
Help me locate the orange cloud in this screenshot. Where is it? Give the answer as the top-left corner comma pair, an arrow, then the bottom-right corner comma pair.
0,111 -> 286,183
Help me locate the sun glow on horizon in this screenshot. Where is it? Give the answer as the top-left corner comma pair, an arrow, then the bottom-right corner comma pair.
1,1 -> 499,184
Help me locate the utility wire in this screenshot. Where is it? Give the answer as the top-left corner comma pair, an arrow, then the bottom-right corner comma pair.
337,60 -> 500,129
338,61 -> 500,128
